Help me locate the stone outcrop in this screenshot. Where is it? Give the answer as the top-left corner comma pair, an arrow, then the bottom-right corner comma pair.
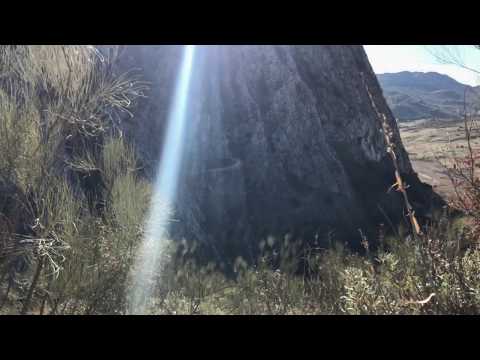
112,45 -> 443,262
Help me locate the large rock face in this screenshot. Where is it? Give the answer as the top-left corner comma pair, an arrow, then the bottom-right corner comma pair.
112,45 -> 442,262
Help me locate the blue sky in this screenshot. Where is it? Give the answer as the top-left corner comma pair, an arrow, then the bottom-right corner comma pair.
364,45 -> 480,86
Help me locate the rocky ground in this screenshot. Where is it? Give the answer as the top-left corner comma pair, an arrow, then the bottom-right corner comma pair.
399,118 -> 480,199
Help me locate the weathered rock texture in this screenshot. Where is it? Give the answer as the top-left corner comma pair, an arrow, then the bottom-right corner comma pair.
112,45 -> 443,262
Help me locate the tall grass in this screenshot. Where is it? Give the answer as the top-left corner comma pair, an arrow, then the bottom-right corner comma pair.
138,217 -> 480,315
0,45 -> 151,314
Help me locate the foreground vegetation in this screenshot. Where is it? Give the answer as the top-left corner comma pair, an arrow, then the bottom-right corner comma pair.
0,45 -> 150,314
1,45 -> 480,315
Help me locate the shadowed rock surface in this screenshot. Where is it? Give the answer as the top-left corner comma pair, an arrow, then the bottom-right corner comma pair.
112,45 -> 443,263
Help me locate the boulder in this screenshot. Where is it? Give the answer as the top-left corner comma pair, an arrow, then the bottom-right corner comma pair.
112,45 -> 443,262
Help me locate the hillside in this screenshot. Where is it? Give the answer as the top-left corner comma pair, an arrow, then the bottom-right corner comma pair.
377,71 -> 480,121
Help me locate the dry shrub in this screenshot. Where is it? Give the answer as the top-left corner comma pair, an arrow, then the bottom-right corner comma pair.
445,114 -> 480,243
0,46 -> 150,314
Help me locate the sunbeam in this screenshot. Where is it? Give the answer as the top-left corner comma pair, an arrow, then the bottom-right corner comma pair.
127,45 -> 196,315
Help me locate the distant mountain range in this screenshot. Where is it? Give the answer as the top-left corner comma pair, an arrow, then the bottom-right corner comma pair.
377,71 -> 480,121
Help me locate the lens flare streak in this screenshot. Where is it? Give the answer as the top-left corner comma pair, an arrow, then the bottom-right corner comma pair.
128,45 -> 196,314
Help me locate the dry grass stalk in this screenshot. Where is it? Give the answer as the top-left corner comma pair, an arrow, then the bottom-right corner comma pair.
363,76 -> 422,237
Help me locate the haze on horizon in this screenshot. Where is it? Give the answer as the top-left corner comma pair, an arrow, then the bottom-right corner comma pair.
364,45 -> 480,87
